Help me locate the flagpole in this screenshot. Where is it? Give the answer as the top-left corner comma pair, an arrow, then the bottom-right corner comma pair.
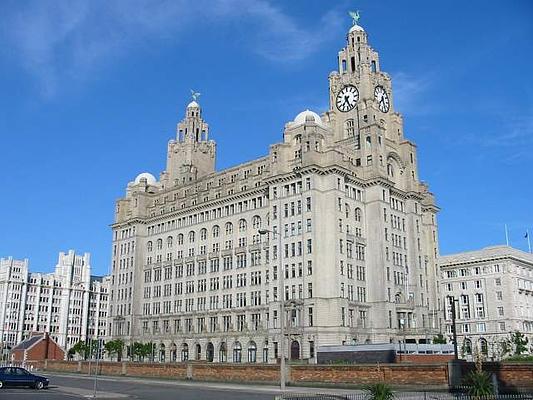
527,230 -> 532,253
505,224 -> 509,246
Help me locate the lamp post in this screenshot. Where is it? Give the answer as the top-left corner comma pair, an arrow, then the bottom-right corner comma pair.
92,338 -> 100,399
259,227 -> 285,391
450,297 -> 459,360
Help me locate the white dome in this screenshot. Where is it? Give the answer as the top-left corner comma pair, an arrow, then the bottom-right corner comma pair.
294,109 -> 323,126
349,24 -> 364,33
187,100 -> 199,108
134,172 -> 157,185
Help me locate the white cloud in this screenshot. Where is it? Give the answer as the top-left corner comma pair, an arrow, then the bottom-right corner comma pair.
2,0 -> 344,96
391,71 -> 436,116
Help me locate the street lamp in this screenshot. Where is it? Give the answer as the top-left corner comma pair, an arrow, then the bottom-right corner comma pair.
258,227 -> 285,391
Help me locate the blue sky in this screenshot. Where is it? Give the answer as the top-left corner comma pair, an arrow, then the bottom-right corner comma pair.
0,0 -> 532,275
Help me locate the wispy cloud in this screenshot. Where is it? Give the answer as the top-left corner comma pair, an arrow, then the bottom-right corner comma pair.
459,113 -> 533,164
1,0 -> 344,97
391,71 -> 436,116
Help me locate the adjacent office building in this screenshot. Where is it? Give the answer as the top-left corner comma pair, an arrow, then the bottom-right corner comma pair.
439,245 -> 533,359
0,251 -> 110,352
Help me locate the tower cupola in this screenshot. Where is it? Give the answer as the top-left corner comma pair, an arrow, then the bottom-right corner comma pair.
162,90 -> 216,187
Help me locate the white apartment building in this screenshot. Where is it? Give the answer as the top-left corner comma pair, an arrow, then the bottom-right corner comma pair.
0,250 -> 110,351
109,17 -> 441,364
439,245 -> 533,359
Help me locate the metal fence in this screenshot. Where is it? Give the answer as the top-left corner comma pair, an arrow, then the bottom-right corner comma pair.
275,393 -> 533,400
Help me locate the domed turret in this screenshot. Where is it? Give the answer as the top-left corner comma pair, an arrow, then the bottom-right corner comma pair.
294,109 -> 323,126
134,172 -> 157,185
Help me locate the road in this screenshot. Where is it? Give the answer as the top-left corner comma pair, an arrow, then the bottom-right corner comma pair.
0,372 -> 357,400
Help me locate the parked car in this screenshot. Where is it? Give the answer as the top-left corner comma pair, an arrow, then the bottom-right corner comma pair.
0,366 -> 49,389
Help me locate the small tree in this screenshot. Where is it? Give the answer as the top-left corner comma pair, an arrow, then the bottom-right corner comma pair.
132,342 -> 145,361
364,383 -> 395,400
510,331 -> 529,356
104,339 -> 125,361
143,342 -> 156,362
70,340 -> 89,360
464,370 -> 494,398
432,333 -> 447,344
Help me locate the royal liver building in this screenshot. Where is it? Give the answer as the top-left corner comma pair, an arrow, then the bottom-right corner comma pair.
109,17 -> 441,363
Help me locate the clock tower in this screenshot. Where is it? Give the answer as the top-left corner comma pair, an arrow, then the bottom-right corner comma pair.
160,97 -> 216,188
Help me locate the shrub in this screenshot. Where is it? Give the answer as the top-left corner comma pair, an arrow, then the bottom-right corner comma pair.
364,383 -> 395,400
463,370 -> 494,397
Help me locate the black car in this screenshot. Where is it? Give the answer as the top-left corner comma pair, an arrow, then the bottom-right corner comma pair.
0,366 -> 49,389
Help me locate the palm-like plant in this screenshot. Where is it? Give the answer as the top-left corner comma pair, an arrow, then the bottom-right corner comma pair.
364,383 -> 395,400
464,370 -> 494,397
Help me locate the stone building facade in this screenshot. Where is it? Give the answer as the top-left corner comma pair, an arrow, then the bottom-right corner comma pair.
439,246 -> 533,360
0,251 -> 110,352
109,19 -> 441,364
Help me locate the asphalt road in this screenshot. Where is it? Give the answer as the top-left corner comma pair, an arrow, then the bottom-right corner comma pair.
0,372 -> 285,400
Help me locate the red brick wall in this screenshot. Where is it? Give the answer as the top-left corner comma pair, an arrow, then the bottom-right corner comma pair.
192,363 -> 279,382
126,362 -> 188,379
29,359 -> 533,390
397,354 -> 455,364
291,364 -> 448,386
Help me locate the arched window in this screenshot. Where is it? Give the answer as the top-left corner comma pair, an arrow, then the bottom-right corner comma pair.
219,342 -> 227,362
233,341 -> 242,363
344,119 -> 355,138
167,236 -> 173,248
159,343 -> 166,362
290,340 -> 300,360
463,338 -> 472,355
225,222 -> 233,235
170,343 -> 177,362
345,204 -> 350,219
206,342 -> 214,362
387,164 -> 394,177
212,225 -> 220,238
188,231 -> 195,243
200,228 -> 207,241
177,234 -> 184,245
354,208 -> 362,223
181,343 -> 189,361
147,241 -> 153,252
238,219 -> 247,232
195,343 -> 201,360
479,338 -> 488,355
252,215 -> 261,229
157,239 -> 163,250
248,341 -> 257,363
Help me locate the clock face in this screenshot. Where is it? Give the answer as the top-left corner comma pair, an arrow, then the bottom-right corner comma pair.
374,85 -> 390,113
336,85 -> 359,112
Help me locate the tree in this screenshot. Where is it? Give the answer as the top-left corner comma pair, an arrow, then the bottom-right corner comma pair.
104,339 -> 125,361
69,341 -> 89,360
132,342 -> 145,361
510,331 -> 529,356
132,342 -> 153,362
143,342 -> 156,362
432,333 -> 447,344
364,383 -> 395,400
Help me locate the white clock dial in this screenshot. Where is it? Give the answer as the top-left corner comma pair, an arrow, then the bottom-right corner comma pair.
374,85 -> 390,113
336,85 -> 359,112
